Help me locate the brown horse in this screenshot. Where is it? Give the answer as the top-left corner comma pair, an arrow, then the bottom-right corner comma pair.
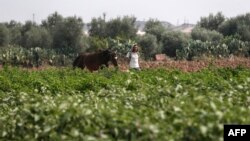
73,50 -> 118,72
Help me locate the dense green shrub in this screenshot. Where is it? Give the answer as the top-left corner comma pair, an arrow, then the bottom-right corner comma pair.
0,68 -> 249,140
87,37 -> 108,51
22,27 -> 52,49
88,15 -> 138,40
177,40 -> 230,60
191,27 -> 223,42
7,21 -> 22,46
2,12 -> 250,62
222,36 -> 250,56
161,31 -> 189,58
0,24 -> 10,46
144,19 -> 168,42
0,46 -> 77,67
107,38 -> 135,56
219,13 -> 250,42
198,12 -> 225,31
106,16 -> 138,39
137,34 -> 159,60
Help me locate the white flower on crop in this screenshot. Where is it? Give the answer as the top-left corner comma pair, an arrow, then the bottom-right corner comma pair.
175,84 -> 183,92
200,125 -> 208,135
210,102 -> 217,110
148,124 -> 159,134
215,111 -> 223,119
85,109 -> 92,115
126,79 -> 132,84
237,85 -> 243,89
2,131 -> 7,137
71,129 -> 80,137
173,106 -> 181,112
59,103 -> 68,110
247,77 -> 250,82
159,110 -> 165,119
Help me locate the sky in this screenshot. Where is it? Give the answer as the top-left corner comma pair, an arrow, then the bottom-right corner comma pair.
0,0 -> 249,25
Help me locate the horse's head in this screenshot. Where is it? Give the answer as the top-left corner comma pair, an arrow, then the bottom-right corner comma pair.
102,50 -> 118,67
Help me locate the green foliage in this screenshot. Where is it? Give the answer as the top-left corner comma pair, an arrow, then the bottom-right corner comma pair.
219,13 -> 250,41
41,12 -> 64,32
184,40 -> 229,60
144,19 -> 167,41
88,37 -> 108,51
222,36 -> 250,56
177,38 -> 250,60
22,26 -> 52,48
1,12 -> 84,53
161,31 -> 189,57
0,24 -> 10,46
198,12 -> 225,31
51,16 -> 84,52
107,38 -> 136,56
0,46 -> 77,67
88,15 -> 137,40
88,16 -> 107,38
137,34 -> 159,60
191,27 -> 223,42
106,16 -> 137,39
0,68 -> 250,140
2,12 -> 250,61
5,20 -> 22,45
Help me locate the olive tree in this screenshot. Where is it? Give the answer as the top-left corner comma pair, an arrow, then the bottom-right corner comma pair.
43,13 -> 84,52
22,26 -> 51,48
5,20 -> 22,45
106,16 -> 137,39
191,27 -> 223,42
0,24 -> 10,46
88,17 -> 107,38
198,12 -> 225,31
137,34 -> 158,60
144,19 -> 167,42
161,31 -> 189,58
88,15 -> 138,40
219,13 -> 250,41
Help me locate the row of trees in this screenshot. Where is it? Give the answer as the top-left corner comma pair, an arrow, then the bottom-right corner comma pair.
0,12 -> 139,52
0,12 -> 84,53
0,12 -> 138,66
138,12 -> 250,60
185,12 -> 250,59
0,12 -> 250,67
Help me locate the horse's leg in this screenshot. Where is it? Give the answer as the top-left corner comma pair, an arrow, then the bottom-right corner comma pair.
73,56 -> 81,69
80,63 -> 85,69
79,56 -> 86,69
105,63 -> 109,67
102,62 -> 109,68
100,63 -> 108,70
73,55 -> 86,70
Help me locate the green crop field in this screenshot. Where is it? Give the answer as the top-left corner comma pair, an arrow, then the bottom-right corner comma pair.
0,67 -> 249,141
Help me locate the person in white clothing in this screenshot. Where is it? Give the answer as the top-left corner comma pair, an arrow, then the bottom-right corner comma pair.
126,44 -> 141,70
